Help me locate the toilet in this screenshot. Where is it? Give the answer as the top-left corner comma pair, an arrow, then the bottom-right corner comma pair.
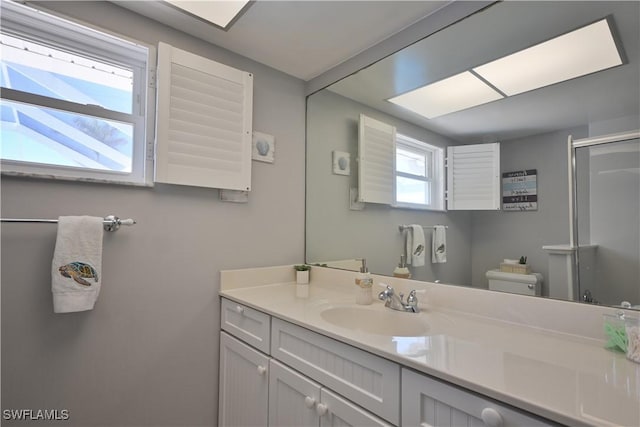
486,269 -> 543,296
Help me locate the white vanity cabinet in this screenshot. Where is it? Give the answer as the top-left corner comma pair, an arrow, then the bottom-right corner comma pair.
271,317 -> 400,424
219,298 -> 556,427
269,359 -> 320,426
319,388 -> 394,427
219,299 -> 392,427
218,332 -> 269,427
269,359 -> 393,427
401,368 -> 556,427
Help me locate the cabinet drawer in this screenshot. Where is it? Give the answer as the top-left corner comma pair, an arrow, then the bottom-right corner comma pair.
221,298 -> 271,354
271,318 -> 400,425
402,368 -> 556,427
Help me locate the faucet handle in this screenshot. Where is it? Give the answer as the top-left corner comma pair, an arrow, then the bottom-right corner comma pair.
406,290 -> 418,304
406,289 -> 426,305
377,283 -> 394,293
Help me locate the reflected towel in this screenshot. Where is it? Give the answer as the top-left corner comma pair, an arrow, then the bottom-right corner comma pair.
405,224 -> 425,267
51,216 -> 104,313
432,225 -> 447,263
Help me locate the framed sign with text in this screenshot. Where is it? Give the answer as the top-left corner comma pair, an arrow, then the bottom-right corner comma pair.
502,169 -> 537,211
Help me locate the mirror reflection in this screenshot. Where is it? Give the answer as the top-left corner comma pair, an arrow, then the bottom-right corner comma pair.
306,1 -> 640,309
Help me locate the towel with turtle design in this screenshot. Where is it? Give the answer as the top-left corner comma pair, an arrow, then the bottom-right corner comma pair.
51,216 -> 104,313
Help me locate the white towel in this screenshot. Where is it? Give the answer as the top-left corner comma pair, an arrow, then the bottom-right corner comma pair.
432,225 -> 447,263
405,224 -> 425,267
51,216 -> 104,313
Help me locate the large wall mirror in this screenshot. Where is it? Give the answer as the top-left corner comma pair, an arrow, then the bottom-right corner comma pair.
306,1 -> 639,309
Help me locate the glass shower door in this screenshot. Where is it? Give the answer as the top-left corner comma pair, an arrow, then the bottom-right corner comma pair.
574,137 -> 640,307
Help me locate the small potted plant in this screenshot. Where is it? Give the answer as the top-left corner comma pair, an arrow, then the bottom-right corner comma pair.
294,264 -> 310,284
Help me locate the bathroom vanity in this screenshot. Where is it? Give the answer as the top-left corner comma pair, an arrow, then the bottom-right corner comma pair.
218,265 -> 639,427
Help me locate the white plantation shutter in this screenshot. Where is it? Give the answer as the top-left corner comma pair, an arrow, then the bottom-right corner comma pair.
358,114 -> 395,204
447,142 -> 500,210
155,42 -> 253,190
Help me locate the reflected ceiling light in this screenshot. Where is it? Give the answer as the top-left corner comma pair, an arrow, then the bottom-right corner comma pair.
164,0 -> 251,30
387,71 -> 504,119
473,18 -> 623,96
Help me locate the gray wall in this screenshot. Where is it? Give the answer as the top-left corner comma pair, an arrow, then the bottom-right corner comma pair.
470,127 -> 587,294
306,90 -> 472,284
1,2 -> 305,426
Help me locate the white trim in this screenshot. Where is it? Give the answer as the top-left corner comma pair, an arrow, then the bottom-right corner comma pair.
572,130 -> 640,148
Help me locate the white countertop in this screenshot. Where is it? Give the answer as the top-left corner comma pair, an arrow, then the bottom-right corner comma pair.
220,266 -> 640,427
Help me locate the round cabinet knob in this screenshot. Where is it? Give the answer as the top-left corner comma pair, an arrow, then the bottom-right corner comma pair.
235,305 -> 244,314
528,284 -> 534,290
304,396 -> 316,409
256,365 -> 267,376
315,403 -> 328,417
481,407 -> 503,427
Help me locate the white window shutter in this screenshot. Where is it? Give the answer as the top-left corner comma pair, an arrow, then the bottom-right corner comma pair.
358,114 -> 395,204
447,142 -> 500,210
155,42 -> 253,190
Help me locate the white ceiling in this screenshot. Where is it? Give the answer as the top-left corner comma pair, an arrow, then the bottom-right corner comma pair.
112,1 -> 639,143
113,0 -> 451,81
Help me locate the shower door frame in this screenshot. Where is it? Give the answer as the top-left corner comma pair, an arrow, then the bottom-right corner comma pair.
568,130 -> 640,302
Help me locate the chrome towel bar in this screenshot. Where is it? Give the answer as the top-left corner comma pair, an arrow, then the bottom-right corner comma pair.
1,215 -> 136,232
398,224 -> 448,232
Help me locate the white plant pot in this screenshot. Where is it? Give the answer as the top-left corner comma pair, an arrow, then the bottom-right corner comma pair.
296,270 -> 309,284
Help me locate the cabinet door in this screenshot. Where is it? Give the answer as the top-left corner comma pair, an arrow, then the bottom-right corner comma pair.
402,368 -> 555,427
269,359 -> 321,427
319,388 -> 393,427
271,318 -> 400,424
219,332 -> 269,427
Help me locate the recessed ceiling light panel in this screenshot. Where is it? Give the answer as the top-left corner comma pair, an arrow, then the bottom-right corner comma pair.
164,0 -> 250,29
473,18 -> 623,96
388,71 -> 504,119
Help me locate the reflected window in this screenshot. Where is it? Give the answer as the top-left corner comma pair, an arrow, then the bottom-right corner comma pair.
0,1 -> 152,185
395,134 -> 444,210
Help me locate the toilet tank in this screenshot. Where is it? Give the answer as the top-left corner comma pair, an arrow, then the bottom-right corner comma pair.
486,269 -> 543,296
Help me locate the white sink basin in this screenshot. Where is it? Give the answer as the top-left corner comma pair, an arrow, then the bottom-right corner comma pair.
320,306 -> 429,337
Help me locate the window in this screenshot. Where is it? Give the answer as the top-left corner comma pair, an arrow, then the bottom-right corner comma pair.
0,1 -> 153,185
395,134 -> 444,210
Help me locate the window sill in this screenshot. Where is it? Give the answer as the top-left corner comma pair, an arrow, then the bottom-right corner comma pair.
1,171 -> 154,188
392,202 -> 446,212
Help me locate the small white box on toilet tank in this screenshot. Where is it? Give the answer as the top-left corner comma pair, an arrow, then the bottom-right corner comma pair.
486,269 -> 543,296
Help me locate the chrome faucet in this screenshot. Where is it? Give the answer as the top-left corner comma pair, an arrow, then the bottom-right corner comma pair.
378,284 -> 420,313
582,289 -> 598,304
